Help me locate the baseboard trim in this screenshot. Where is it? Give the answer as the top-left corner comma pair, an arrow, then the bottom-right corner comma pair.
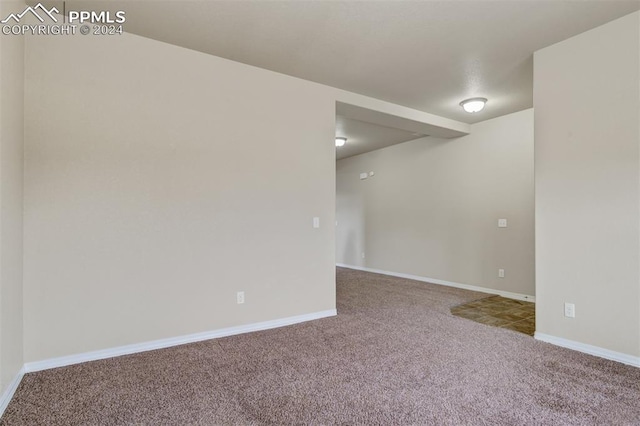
336,263 -> 535,302
24,309 -> 337,373
534,332 -> 640,367
0,366 -> 25,418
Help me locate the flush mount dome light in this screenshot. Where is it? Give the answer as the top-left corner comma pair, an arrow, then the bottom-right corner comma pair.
460,97 -> 487,113
335,137 -> 347,147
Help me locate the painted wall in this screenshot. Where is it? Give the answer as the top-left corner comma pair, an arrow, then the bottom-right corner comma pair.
336,109 -> 535,297
23,32 -> 339,362
534,12 -> 640,357
0,0 -> 25,397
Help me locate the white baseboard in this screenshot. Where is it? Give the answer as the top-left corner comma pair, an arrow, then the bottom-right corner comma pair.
24,309 -> 337,373
336,263 -> 535,302
534,332 -> 640,367
0,366 -> 25,418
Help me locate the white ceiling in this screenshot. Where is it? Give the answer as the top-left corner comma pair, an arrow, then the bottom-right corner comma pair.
41,0 -> 640,124
336,116 -> 423,160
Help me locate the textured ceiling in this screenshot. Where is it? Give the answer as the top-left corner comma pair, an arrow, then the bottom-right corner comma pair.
40,0 -> 640,124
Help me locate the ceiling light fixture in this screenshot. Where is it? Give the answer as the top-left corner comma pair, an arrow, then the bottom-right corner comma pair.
335,137 -> 347,147
460,97 -> 487,113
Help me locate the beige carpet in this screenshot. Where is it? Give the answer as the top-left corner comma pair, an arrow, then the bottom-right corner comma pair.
2,267 -> 640,425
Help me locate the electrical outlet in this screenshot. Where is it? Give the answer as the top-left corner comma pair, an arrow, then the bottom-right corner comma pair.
237,291 -> 245,304
564,302 -> 575,318
361,252 -> 365,259
498,269 -> 505,278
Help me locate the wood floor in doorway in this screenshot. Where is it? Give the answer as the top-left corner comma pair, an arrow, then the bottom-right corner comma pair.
451,295 -> 535,336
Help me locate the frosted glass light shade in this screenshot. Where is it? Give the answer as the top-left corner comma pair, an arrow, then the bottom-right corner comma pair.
460,98 -> 487,113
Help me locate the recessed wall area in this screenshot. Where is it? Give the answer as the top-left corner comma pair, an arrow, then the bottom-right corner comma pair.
336,109 -> 535,298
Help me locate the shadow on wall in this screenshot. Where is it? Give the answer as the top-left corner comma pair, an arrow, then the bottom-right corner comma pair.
336,189 -> 365,267
342,230 -> 358,266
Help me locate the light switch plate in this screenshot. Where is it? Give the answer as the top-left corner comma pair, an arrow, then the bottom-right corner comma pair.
498,219 -> 507,228
564,302 -> 575,318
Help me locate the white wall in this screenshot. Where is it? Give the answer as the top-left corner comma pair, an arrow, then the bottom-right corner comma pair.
534,12 -> 640,357
336,109 -> 534,297
0,0 -> 25,397
23,32 -> 339,362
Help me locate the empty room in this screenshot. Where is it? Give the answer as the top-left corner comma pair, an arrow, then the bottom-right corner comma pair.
1,0 -> 639,424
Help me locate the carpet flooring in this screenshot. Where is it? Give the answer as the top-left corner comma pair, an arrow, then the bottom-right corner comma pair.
2,267 -> 640,425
